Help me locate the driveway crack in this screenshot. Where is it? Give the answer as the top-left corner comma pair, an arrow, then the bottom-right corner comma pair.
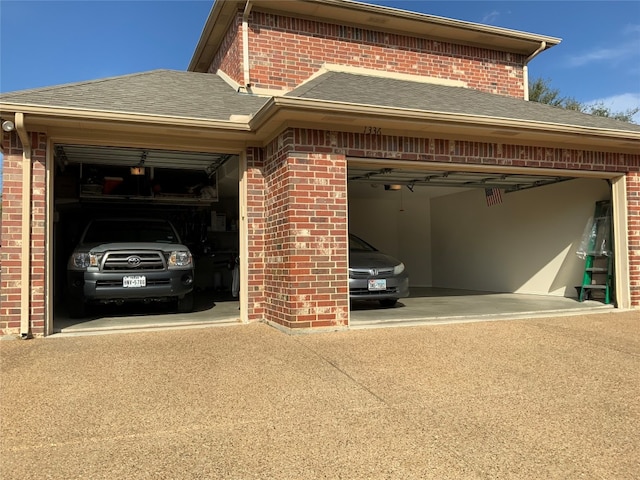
295,340 -> 389,405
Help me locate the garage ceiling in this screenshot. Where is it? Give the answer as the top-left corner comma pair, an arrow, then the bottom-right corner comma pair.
348,166 -> 573,193
56,145 -> 234,174
55,145 -> 573,194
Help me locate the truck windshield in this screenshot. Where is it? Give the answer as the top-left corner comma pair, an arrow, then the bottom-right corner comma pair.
82,220 -> 178,244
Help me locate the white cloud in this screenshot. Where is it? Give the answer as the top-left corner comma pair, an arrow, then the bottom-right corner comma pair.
567,25 -> 640,67
481,10 -> 501,25
623,24 -> 640,35
586,92 -> 640,124
568,41 -> 639,67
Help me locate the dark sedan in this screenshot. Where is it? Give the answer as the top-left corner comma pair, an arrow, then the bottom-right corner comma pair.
349,234 -> 409,307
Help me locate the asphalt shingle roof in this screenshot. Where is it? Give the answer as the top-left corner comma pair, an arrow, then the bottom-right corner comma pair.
287,71 -> 640,133
2,69 -> 639,134
0,70 -> 269,121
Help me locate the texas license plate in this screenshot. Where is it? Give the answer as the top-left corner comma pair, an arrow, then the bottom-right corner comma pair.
368,279 -> 386,291
123,275 -> 146,288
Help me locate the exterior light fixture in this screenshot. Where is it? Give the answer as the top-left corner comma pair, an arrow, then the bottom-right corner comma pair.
130,166 -> 146,175
2,120 -> 15,132
384,184 -> 402,191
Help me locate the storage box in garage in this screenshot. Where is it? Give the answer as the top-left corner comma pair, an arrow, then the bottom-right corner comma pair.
210,212 -> 227,231
103,176 -> 123,194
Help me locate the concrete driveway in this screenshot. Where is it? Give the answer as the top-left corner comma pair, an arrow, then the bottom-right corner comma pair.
1,311 -> 638,479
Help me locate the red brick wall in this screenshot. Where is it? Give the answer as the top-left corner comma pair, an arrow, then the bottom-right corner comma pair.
628,172 -> 640,306
245,147 -> 266,322
289,131 -> 639,174
212,10 -> 526,97
245,129 -> 640,324
252,130 -> 349,329
208,13 -> 244,83
0,131 -> 47,337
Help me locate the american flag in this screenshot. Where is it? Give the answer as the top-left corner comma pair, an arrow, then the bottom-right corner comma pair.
485,188 -> 502,206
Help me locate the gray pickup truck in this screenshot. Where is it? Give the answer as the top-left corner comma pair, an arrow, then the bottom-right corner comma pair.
66,218 -> 195,318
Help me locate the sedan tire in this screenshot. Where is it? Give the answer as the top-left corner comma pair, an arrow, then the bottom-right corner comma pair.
379,298 -> 398,308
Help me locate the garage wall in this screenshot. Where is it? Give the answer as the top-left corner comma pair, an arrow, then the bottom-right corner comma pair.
431,178 -> 611,296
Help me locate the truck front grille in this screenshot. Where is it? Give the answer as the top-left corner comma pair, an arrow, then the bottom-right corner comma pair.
102,251 -> 165,271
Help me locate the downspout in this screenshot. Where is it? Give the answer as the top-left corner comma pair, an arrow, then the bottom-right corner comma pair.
15,112 -> 32,339
523,41 -> 546,101
242,1 -> 253,91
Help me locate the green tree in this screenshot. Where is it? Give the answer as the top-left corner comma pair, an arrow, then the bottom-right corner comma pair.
529,78 -> 639,124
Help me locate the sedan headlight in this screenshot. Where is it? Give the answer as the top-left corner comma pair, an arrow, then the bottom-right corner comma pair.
393,262 -> 405,275
169,251 -> 193,267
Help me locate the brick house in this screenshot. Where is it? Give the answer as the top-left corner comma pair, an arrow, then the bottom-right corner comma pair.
1,0 -> 639,337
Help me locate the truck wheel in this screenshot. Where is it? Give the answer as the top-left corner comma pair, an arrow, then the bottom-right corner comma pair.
177,292 -> 194,313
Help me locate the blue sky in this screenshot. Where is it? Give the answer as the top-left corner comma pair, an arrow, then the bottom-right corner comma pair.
1,0 -> 639,113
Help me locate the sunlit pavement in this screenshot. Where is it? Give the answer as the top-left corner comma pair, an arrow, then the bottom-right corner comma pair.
1,310 -> 638,479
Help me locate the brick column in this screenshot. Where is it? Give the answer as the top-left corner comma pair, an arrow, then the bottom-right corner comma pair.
628,172 -> 640,307
245,147 -> 267,322
260,131 -> 349,330
0,131 -> 47,337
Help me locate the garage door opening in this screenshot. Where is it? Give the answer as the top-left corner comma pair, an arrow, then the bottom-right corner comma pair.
347,160 -> 619,323
51,144 -> 242,334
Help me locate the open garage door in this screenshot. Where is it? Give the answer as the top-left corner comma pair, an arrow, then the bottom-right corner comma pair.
52,144 -> 241,333
347,158 -> 622,324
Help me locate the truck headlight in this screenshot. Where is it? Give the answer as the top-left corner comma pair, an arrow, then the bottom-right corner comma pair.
393,263 -> 405,275
70,253 -> 90,269
169,251 -> 192,267
69,252 -> 100,270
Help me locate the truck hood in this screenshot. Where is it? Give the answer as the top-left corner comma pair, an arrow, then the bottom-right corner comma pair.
74,242 -> 190,253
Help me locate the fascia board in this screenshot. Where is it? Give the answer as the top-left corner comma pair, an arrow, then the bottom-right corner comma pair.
0,103 -> 252,131
249,97 -> 640,153
267,0 -> 562,53
188,0 -> 237,72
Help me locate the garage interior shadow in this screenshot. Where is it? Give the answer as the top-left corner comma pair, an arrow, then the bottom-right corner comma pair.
53,288 -> 241,334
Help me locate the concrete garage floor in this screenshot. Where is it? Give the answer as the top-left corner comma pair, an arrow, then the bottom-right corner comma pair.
54,289 -> 241,335
54,287 -> 612,335
350,287 -> 613,328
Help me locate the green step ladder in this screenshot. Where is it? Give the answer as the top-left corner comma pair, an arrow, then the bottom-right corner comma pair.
579,200 -> 613,304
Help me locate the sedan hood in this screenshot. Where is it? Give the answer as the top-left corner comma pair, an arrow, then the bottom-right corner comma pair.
349,250 -> 401,269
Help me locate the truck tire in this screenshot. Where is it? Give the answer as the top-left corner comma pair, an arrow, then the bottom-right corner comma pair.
68,298 -> 86,318
177,292 -> 194,313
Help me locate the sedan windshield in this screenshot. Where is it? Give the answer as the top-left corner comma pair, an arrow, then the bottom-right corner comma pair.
349,234 -> 377,252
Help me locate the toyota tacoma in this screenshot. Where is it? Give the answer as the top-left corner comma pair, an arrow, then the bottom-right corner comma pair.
67,218 -> 194,318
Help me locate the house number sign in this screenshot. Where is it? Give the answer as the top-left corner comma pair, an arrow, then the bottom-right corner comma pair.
363,126 -> 382,135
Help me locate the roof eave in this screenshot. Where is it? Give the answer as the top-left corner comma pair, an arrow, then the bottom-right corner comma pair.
0,103 -> 258,152
250,97 -> 640,154
0,103 -> 252,131
189,0 -> 561,73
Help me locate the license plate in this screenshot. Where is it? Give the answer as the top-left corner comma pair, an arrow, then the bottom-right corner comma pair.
368,279 -> 386,291
123,275 -> 146,288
